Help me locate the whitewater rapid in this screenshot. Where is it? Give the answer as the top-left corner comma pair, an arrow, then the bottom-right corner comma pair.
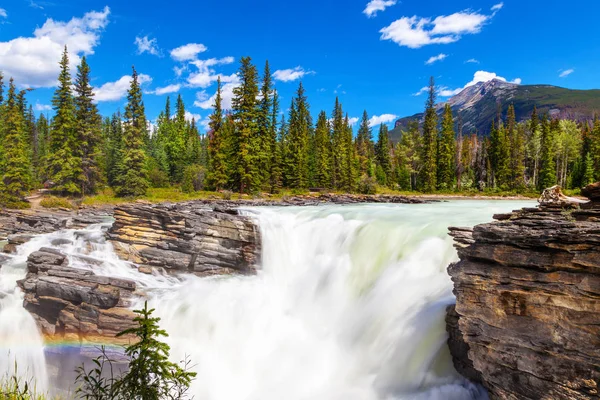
0,200 -> 533,399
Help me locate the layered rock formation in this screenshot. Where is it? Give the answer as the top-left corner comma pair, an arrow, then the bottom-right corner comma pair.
18,248 -> 137,344
446,186 -> 600,399
108,203 -> 261,276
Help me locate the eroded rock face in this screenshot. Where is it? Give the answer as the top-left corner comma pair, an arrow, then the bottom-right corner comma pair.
107,203 -> 261,276
18,248 -> 137,344
447,195 -> 600,399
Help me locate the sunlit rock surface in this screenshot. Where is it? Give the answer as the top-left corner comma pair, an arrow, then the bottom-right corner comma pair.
447,186 -> 600,399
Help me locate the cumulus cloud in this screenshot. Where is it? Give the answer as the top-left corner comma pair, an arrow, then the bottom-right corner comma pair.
94,73 -> 152,102
363,0 -> 397,18
348,117 -> 360,126
34,102 -> 51,111
0,8 -> 7,18
135,35 -> 160,56
425,53 -> 447,65
380,7 -> 498,49
170,43 -> 207,62
187,57 -> 236,88
369,114 -> 398,127
184,110 -> 202,123
273,66 -> 315,82
194,80 -> 240,110
559,69 -> 574,78
0,6 -> 110,87
148,84 -> 180,95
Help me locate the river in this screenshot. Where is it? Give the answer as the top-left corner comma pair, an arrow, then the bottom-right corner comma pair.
0,200 -> 534,399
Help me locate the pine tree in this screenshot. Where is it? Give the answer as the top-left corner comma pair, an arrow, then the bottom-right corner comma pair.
313,110 -> 331,188
436,104 -> 455,189
582,152 -> 595,186
208,77 -> 228,190
420,77 -> 437,192
74,56 -> 102,194
231,57 -> 260,193
375,123 -> 392,186
48,46 -> 82,195
592,115 -> 600,180
286,82 -> 311,189
116,67 -> 148,197
356,110 -> 374,177
269,90 -> 282,192
257,61 -> 274,189
35,113 -> 50,182
538,115 -> 557,190
0,79 -> 32,208
342,115 -> 357,191
506,104 -> 525,189
331,97 -> 345,189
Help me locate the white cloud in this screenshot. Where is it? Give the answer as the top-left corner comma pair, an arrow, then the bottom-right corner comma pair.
380,8 -> 498,49
94,73 -> 152,102
438,86 -> 463,97
194,80 -> 239,110
149,83 -> 180,95
273,66 -> 314,82
170,43 -> 207,62
465,58 -> 479,63
184,110 -> 202,123
34,102 -> 51,111
0,6 -> 110,87
491,2 -> 504,12
363,0 -> 397,18
559,69 -> 574,78
412,86 -> 428,96
0,8 -> 7,18
135,35 -> 160,56
187,57 -> 236,88
369,114 -> 398,127
512,78 -> 522,84
425,53 -> 447,65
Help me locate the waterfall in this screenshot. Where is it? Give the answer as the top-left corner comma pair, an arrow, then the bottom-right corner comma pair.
0,200 -> 532,399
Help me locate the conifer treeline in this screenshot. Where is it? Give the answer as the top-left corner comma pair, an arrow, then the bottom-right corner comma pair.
1,52 -> 599,207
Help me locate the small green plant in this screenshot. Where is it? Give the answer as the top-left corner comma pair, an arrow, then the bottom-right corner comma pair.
181,165 -> 206,193
0,362 -> 48,400
39,196 -> 74,209
75,301 -> 196,400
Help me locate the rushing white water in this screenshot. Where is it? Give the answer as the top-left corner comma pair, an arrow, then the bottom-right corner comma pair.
0,200 -> 533,399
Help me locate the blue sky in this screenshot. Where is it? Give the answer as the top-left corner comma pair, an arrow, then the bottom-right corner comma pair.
0,0 -> 599,131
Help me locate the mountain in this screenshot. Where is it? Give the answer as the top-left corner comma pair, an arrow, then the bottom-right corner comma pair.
389,79 -> 600,142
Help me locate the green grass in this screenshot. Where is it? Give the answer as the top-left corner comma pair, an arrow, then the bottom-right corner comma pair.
39,196 -> 75,209
0,375 -> 51,400
82,187 -> 227,206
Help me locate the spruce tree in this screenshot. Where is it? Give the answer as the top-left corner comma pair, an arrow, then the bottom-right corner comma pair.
506,104 -> 525,189
436,104 -> 455,190
269,90 -> 282,192
356,110 -> 374,177
538,116 -> 557,190
286,82 -> 311,189
257,61 -> 274,189
231,57 -> 260,193
313,110 -> 331,188
342,115 -> 357,191
331,97 -> 345,189
116,67 -> 148,197
48,46 -> 81,195
592,115 -> 600,180
208,77 -> 228,190
0,79 -> 32,208
74,56 -> 102,194
420,77 -> 437,192
375,123 -> 392,186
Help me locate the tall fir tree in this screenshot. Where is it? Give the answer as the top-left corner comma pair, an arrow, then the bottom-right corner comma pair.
286,82 -> 311,189
269,90 -> 282,192
313,110 -> 331,188
208,77 -> 228,190
116,67 -> 148,197
420,77 -> 437,192
257,61 -> 274,189
48,46 -> 82,195
506,104 -> 525,189
591,115 -> 600,180
74,56 -> 102,194
436,104 -> 456,189
331,97 -> 345,189
0,79 -> 32,207
538,115 -> 557,190
375,123 -> 392,186
356,110 -> 374,177
231,56 -> 260,193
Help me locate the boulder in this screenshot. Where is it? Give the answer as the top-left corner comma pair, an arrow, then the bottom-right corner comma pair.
447,200 -> 600,399
18,248 -> 137,344
108,203 -> 262,276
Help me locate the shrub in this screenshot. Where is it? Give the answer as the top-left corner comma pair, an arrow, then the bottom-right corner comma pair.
39,196 -> 74,209
148,168 -> 170,189
357,174 -> 377,195
181,165 -> 206,193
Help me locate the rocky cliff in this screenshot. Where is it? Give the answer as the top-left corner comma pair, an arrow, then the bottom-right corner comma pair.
107,203 -> 261,276
446,184 -> 600,399
18,247 -> 138,344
